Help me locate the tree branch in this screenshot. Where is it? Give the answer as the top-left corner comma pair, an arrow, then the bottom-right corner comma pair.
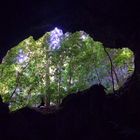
104,47 -> 115,93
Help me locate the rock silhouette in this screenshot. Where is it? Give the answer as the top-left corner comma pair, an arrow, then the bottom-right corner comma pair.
0,84 -> 140,140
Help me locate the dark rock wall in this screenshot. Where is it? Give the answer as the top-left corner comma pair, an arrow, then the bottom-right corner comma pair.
0,0 -> 140,61
1,84 -> 140,140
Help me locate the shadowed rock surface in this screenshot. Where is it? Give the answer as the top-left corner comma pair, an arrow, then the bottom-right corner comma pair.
0,0 -> 140,62
0,84 -> 140,140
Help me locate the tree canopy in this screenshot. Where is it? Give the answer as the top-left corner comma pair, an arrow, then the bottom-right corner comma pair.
0,28 -> 134,111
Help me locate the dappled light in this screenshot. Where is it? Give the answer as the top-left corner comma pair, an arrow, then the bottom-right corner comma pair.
0,28 -> 134,111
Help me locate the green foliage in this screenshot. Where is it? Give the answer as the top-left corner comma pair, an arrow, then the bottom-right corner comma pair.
0,30 -> 134,111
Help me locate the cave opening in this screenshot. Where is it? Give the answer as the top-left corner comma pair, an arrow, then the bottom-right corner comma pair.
0,28 -> 134,111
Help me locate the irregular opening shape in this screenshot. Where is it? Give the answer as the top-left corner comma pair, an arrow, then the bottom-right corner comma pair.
0,28 -> 134,111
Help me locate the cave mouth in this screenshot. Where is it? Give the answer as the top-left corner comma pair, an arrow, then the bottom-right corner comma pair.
0,28 -> 134,111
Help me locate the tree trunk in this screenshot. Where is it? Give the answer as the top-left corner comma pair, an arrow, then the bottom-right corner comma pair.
45,48 -> 51,106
